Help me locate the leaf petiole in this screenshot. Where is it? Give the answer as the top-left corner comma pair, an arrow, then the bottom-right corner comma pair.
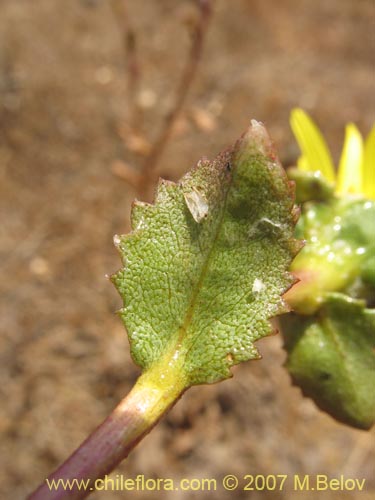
28,363 -> 187,500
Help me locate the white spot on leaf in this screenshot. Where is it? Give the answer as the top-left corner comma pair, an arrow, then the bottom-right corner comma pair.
184,188 -> 209,223
248,217 -> 284,238
260,217 -> 283,229
252,278 -> 265,293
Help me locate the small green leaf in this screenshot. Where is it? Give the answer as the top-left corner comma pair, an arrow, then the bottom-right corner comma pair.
112,121 -> 300,386
282,294 -> 375,430
287,167 -> 334,204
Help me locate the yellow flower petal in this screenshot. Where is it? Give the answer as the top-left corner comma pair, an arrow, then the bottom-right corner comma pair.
363,124 -> 375,199
290,108 -> 335,182
297,155 -> 310,171
336,123 -> 363,196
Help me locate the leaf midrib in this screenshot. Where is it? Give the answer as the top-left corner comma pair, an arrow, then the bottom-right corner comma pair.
171,164 -> 234,362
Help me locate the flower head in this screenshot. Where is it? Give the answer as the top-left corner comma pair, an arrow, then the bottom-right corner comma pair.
290,108 -> 375,199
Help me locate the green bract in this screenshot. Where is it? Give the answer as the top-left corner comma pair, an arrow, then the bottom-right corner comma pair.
112,121 -> 300,387
282,190 -> 375,429
285,193 -> 375,314
282,294 -> 375,430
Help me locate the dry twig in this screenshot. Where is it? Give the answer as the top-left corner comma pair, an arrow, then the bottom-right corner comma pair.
112,0 -> 214,198
111,0 -> 141,130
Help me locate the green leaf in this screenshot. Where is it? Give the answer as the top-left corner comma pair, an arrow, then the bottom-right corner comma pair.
282,294 -> 375,430
112,121 -> 300,386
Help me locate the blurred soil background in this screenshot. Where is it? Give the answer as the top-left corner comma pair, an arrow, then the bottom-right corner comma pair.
0,1 -> 374,499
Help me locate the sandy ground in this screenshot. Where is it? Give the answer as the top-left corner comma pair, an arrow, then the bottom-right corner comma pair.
1,1 -> 374,499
